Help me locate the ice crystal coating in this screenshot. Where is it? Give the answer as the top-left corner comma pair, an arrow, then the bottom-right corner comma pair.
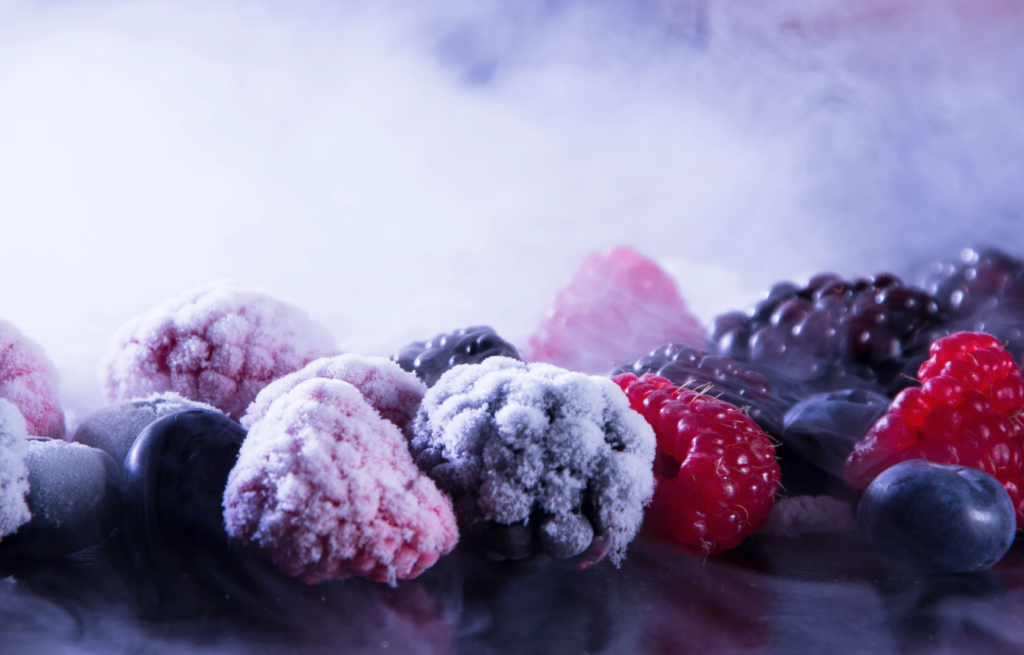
411,357 -> 656,565
527,247 -> 706,374
100,282 -> 337,420
0,319 -> 65,439
0,399 -> 31,539
72,392 -> 218,466
241,354 -> 426,436
223,378 -> 458,585
758,496 -> 857,538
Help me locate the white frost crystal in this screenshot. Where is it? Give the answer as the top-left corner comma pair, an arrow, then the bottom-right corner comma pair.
0,399 -> 31,539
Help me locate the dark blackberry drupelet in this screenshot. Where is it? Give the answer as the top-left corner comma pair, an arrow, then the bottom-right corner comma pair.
392,326 -> 521,387
711,273 -> 946,397
924,247 -> 1024,365
611,343 -> 783,437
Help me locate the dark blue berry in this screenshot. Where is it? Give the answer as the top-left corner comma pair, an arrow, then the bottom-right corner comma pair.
120,409 -> 254,613
392,326 -> 521,387
0,438 -> 120,558
858,459 -> 1016,573
72,394 -> 210,468
782,389 -> 890,478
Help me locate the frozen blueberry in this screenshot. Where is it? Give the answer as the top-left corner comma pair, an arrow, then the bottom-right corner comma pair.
0,438 -> 121,558
858,459 -> 1016,574
120,409 -> 249,611
72,393 -> 215,467
782,389 -> 890,478
392,326 -> 521,387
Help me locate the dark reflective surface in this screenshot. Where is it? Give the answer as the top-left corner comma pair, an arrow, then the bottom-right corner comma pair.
4,532 -> 1024,654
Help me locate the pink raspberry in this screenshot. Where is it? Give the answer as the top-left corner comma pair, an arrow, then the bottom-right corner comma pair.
223,378 -> 458,585
241,354 -> 426,436
0,319 -> 65,438
100,282 -> 336,420
527,247 -> 705,374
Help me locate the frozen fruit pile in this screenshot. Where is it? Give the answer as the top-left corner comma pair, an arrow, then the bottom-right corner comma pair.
4,246 -> 1024,591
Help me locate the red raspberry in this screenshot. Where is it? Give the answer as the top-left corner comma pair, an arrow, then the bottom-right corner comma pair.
527,247 -> 705,374
613,372 -> 781,556
845,332 -> 1024,526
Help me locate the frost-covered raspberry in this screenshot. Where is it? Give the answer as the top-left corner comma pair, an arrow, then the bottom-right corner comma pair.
0,399 -> 31,539
527,247 -> 705,374
223,378 -> 458,585
101,282 -> 337,420
411,357 -> 655,566
615,373 -> 781,556
0,319 -> 65,439
241,354 -> 426,436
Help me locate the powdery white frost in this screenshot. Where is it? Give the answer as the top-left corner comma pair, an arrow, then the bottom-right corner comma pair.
412,356 -> 656,565
0,399 -> 31,539
100,282 -> 337,420
223,378 -> 458,585
241,354 -> 426,436
758,496 -> 857,538
0,319 -> 65,438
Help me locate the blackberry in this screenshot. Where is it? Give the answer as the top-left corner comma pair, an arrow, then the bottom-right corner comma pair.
924,247 -> 1024,365
392,326 -> 521,387
711,273 -> 945,396
610,343 -> 784,437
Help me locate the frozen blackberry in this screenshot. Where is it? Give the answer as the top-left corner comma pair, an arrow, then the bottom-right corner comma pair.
711,273 -> 945,395
924,247 -> 1024,364
392,326 -> 521,387
611,343 -> 784,436
411,357 -> 655,566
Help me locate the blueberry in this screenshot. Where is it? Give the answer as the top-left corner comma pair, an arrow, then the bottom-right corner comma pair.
392,326 -> 521,387
72,393 -> 212,467
120,409 -> 253,613
858,459 -> 1016,573
782,389 -> 890,478
0,438 -> 120,558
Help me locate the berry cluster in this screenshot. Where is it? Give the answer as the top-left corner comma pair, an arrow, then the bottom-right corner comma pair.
612,343 -> 783,436
614,373 -> 781,556
711,273 -> 945,396
845,332 -> 1024,525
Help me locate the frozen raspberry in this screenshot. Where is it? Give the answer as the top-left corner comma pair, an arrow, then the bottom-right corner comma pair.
0,399 -> 31,540
101,282 -> 337,420
0,320 -> 65,439
411,357 -> 655,565
526,247 -> 705,374
241,354 -> 426,436
223,378 -> 458,585
392,326 -> 521,388
845,332 -> 1024,526
612,343 -> 783,436
614,372 -> 781,556
711,273 -> 945,394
